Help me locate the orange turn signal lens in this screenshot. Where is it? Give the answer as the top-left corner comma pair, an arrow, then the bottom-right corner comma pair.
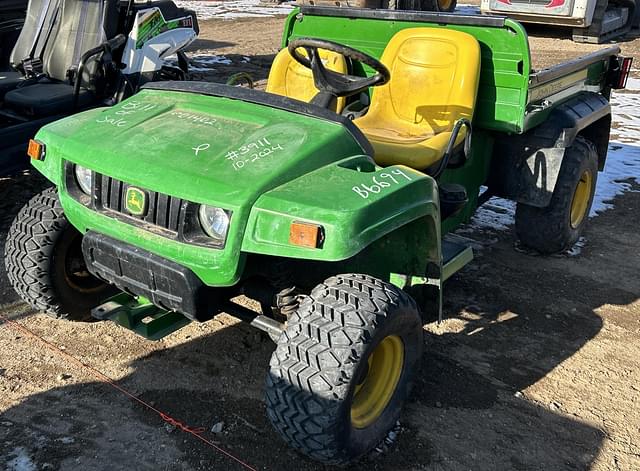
289,221 -> 324,249
27,139 -> 45,161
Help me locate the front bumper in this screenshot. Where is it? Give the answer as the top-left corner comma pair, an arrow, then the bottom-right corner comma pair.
82,232 -> 222,321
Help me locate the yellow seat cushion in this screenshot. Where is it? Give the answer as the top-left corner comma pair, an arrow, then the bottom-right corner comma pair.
353,28 -> 481,170
265,48 -> 348,113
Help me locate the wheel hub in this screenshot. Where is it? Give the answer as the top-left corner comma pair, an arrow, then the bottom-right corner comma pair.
570,169 -> 593,229
63,233 -> 105,293
351,335 -> 404,429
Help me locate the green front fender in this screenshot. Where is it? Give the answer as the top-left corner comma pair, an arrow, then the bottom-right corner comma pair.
242,155 -> 440,262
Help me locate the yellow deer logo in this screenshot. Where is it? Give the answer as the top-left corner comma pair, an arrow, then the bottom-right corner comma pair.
125,187 -> 147,216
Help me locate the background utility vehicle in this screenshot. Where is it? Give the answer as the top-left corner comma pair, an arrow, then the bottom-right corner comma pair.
6,6 -> 632,465
481,0 -> 638,43
0,0 -> 198,176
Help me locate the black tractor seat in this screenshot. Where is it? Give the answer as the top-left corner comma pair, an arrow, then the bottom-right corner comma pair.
0,70 -> 24,97
5,79 -> 95,116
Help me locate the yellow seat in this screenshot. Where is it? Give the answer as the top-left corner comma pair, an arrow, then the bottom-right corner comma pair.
353,28 -> 481,170
265,48 -> 348,113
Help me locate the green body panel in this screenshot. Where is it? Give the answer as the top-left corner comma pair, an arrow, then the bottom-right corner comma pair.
282,9 -> 531,134
243,156 -> 438,261
523,59 -> 612,132
33,88 -> 368,286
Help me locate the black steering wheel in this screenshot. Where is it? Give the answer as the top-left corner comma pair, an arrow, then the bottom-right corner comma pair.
288,38 -> 390,109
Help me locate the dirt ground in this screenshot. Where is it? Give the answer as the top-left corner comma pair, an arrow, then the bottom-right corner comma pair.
1,10 -> 639,471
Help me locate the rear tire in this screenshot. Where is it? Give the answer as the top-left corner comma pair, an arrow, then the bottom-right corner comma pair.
265,274 -> 423,464
5,187 -> 114,321
515,136 -> 599,254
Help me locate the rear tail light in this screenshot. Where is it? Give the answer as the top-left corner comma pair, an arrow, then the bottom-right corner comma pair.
616,57 -> 633,89
496,0 -> 511,4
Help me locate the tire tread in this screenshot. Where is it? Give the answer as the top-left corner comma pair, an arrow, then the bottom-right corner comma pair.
265,274 -> 418,464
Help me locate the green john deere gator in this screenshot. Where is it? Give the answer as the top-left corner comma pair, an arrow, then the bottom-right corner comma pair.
5,6 -> 632,465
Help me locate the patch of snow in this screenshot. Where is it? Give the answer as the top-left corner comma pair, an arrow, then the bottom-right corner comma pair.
623,77 -> 640,90
592,142 -> 640,215
596,85 -> 640,214
175,1 -> 294,20
6,448 -> 36,471
166,54 -> 233,71
461,194 -> 515,234
565,236 -> 586,257
189,54 -> 233,71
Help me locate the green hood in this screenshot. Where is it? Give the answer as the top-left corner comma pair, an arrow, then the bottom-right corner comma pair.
39,87 -> 367,210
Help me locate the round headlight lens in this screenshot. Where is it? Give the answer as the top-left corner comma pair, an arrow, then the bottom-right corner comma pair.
198,205 -> 230,243
75,165 -> 92,195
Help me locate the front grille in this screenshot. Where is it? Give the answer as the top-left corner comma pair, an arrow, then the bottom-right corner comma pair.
65,162 -> 227,249
98,174 -> 186,234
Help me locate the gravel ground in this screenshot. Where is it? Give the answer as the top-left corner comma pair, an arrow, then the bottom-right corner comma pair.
1,8 -> 639,471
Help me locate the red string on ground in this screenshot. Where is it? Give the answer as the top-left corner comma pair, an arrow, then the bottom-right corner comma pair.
0,313 -> 257,471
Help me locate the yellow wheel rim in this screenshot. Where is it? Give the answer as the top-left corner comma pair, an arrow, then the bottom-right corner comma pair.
570,170 -> 593,229
438,0 -> 454,10
351,335 -> 404,429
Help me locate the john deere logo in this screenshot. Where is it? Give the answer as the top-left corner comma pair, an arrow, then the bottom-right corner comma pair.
125,187 -> 147,216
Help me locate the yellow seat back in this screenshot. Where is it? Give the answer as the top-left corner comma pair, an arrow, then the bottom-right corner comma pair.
265,48 -> 348,113
354,28 -> 481,169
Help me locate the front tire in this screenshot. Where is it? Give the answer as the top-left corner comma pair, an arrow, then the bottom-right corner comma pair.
515,136 -> 599,254
265,274 -> 423,464
5,187 -> 113,320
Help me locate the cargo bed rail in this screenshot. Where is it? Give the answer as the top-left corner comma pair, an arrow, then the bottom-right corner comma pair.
530,46 -> 620,86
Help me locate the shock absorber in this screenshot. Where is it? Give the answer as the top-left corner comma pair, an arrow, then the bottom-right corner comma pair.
275,286 -> 299,318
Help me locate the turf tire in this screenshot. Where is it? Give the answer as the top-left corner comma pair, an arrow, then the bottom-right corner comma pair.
265,274 -> 423,464
515,136 -> 599,254
5,187 -> 113,320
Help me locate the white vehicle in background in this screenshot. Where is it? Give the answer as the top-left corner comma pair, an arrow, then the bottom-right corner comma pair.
480,0 -> 637,42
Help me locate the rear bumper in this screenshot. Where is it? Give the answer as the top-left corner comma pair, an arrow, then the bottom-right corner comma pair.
82,231 -> 222,321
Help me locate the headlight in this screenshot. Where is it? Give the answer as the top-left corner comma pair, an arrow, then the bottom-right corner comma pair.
74,165 -> 92,195
198,205 -> 230,243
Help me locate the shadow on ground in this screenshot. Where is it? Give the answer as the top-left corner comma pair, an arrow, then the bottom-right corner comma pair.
2,209 -> 637,469
186,39 -> 236,52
